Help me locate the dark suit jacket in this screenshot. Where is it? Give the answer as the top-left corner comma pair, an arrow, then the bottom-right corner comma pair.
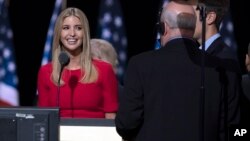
206,36 -> 238,60
207,36 -> 246,131
115,38 -> 240,141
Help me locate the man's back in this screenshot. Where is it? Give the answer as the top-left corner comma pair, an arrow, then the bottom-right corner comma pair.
116,38 -> 239,141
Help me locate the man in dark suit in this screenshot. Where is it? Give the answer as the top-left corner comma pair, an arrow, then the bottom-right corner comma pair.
194,0 -> 247,137
115,1 -> 240,141
192,0 -> 237,60
193,0 -> 244,138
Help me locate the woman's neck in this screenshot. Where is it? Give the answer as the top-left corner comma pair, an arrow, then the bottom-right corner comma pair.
67,54 -> 81,70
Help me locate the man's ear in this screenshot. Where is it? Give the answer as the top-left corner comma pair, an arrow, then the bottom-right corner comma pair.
206,12 -> 216,25
162,22 -> 169,36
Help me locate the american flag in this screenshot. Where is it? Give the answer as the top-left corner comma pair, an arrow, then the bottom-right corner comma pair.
0,0 -> 19,106
97,0 -> 127,83
219,12 -> 238,51
41,0 -> 63,66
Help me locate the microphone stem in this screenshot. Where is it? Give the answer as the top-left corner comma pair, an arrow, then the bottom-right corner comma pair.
199,4 -> 206,141
57,67 -> 63,108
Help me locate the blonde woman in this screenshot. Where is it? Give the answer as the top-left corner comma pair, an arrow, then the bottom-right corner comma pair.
37,7 -> 118,119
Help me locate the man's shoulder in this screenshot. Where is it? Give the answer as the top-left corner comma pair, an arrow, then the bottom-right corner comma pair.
129,50 -> 156,63
210,37 -> 238,60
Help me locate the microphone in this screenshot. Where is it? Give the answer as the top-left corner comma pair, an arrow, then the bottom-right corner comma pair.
58,51 -> 69,81
57,51 -> 69,107
59,51 -> 70,67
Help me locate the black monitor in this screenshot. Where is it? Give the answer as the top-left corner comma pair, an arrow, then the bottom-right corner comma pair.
0,107 -> 59,141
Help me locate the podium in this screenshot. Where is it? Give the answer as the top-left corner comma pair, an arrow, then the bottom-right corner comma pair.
60,118 -> 122,141
0,107 -> 122,141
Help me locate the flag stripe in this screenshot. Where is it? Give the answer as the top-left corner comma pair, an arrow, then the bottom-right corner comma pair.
0,82 -> 18,105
